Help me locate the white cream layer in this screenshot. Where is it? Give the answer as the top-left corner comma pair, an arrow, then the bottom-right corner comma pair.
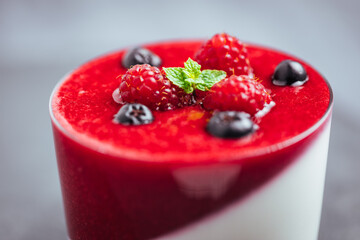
158,120 -> 331,240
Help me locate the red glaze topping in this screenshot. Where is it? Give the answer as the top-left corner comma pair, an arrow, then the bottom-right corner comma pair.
52,41 -> 330,162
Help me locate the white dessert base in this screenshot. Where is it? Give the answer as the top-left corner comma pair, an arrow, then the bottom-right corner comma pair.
159,121 -> 331,240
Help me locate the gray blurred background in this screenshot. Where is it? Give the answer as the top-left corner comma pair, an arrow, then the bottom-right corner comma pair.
0,0 -> 359,239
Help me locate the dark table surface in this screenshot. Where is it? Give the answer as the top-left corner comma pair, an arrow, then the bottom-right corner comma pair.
0,0 -> 359,239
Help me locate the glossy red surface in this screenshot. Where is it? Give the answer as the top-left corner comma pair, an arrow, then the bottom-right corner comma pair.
52,41 -> 330,161
51,40 -> 331,239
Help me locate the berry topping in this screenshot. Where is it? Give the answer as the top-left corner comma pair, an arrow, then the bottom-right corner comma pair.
113,103 -> 154,125
272,60 -> 308,86
194,33 -> 253,77
206,111 -> 255,138
122,47 -> 162,69
113,64 -> 193,111
202,75 -> 273,116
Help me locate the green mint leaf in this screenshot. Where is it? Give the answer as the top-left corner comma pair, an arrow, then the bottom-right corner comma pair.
163,59 -> 226,94
195,84 -> 207,91
183,58 -> 201,79
163,67 -> 186,88
199,70 -> 226,90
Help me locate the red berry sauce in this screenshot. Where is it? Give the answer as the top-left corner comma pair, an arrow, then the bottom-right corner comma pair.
51,41 -> 332,240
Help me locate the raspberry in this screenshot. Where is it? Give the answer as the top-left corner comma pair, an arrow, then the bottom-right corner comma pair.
113,64 -> 193,111
202,75 -> 273,116
194,33 -> 253,77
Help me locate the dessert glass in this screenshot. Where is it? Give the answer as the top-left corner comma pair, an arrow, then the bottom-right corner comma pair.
50,41 -> 333,240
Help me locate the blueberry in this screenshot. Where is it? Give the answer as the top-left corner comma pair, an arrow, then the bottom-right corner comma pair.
272,60 -> 308,86
206,111 -> 255,139
122,47 -> 162,68
113,103 -> 154,125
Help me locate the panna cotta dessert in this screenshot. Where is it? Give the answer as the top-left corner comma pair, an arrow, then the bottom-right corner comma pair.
50,33 -> 333,240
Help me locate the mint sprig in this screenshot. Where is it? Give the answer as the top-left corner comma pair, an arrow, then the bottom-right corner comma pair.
163,58 -> 226,93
